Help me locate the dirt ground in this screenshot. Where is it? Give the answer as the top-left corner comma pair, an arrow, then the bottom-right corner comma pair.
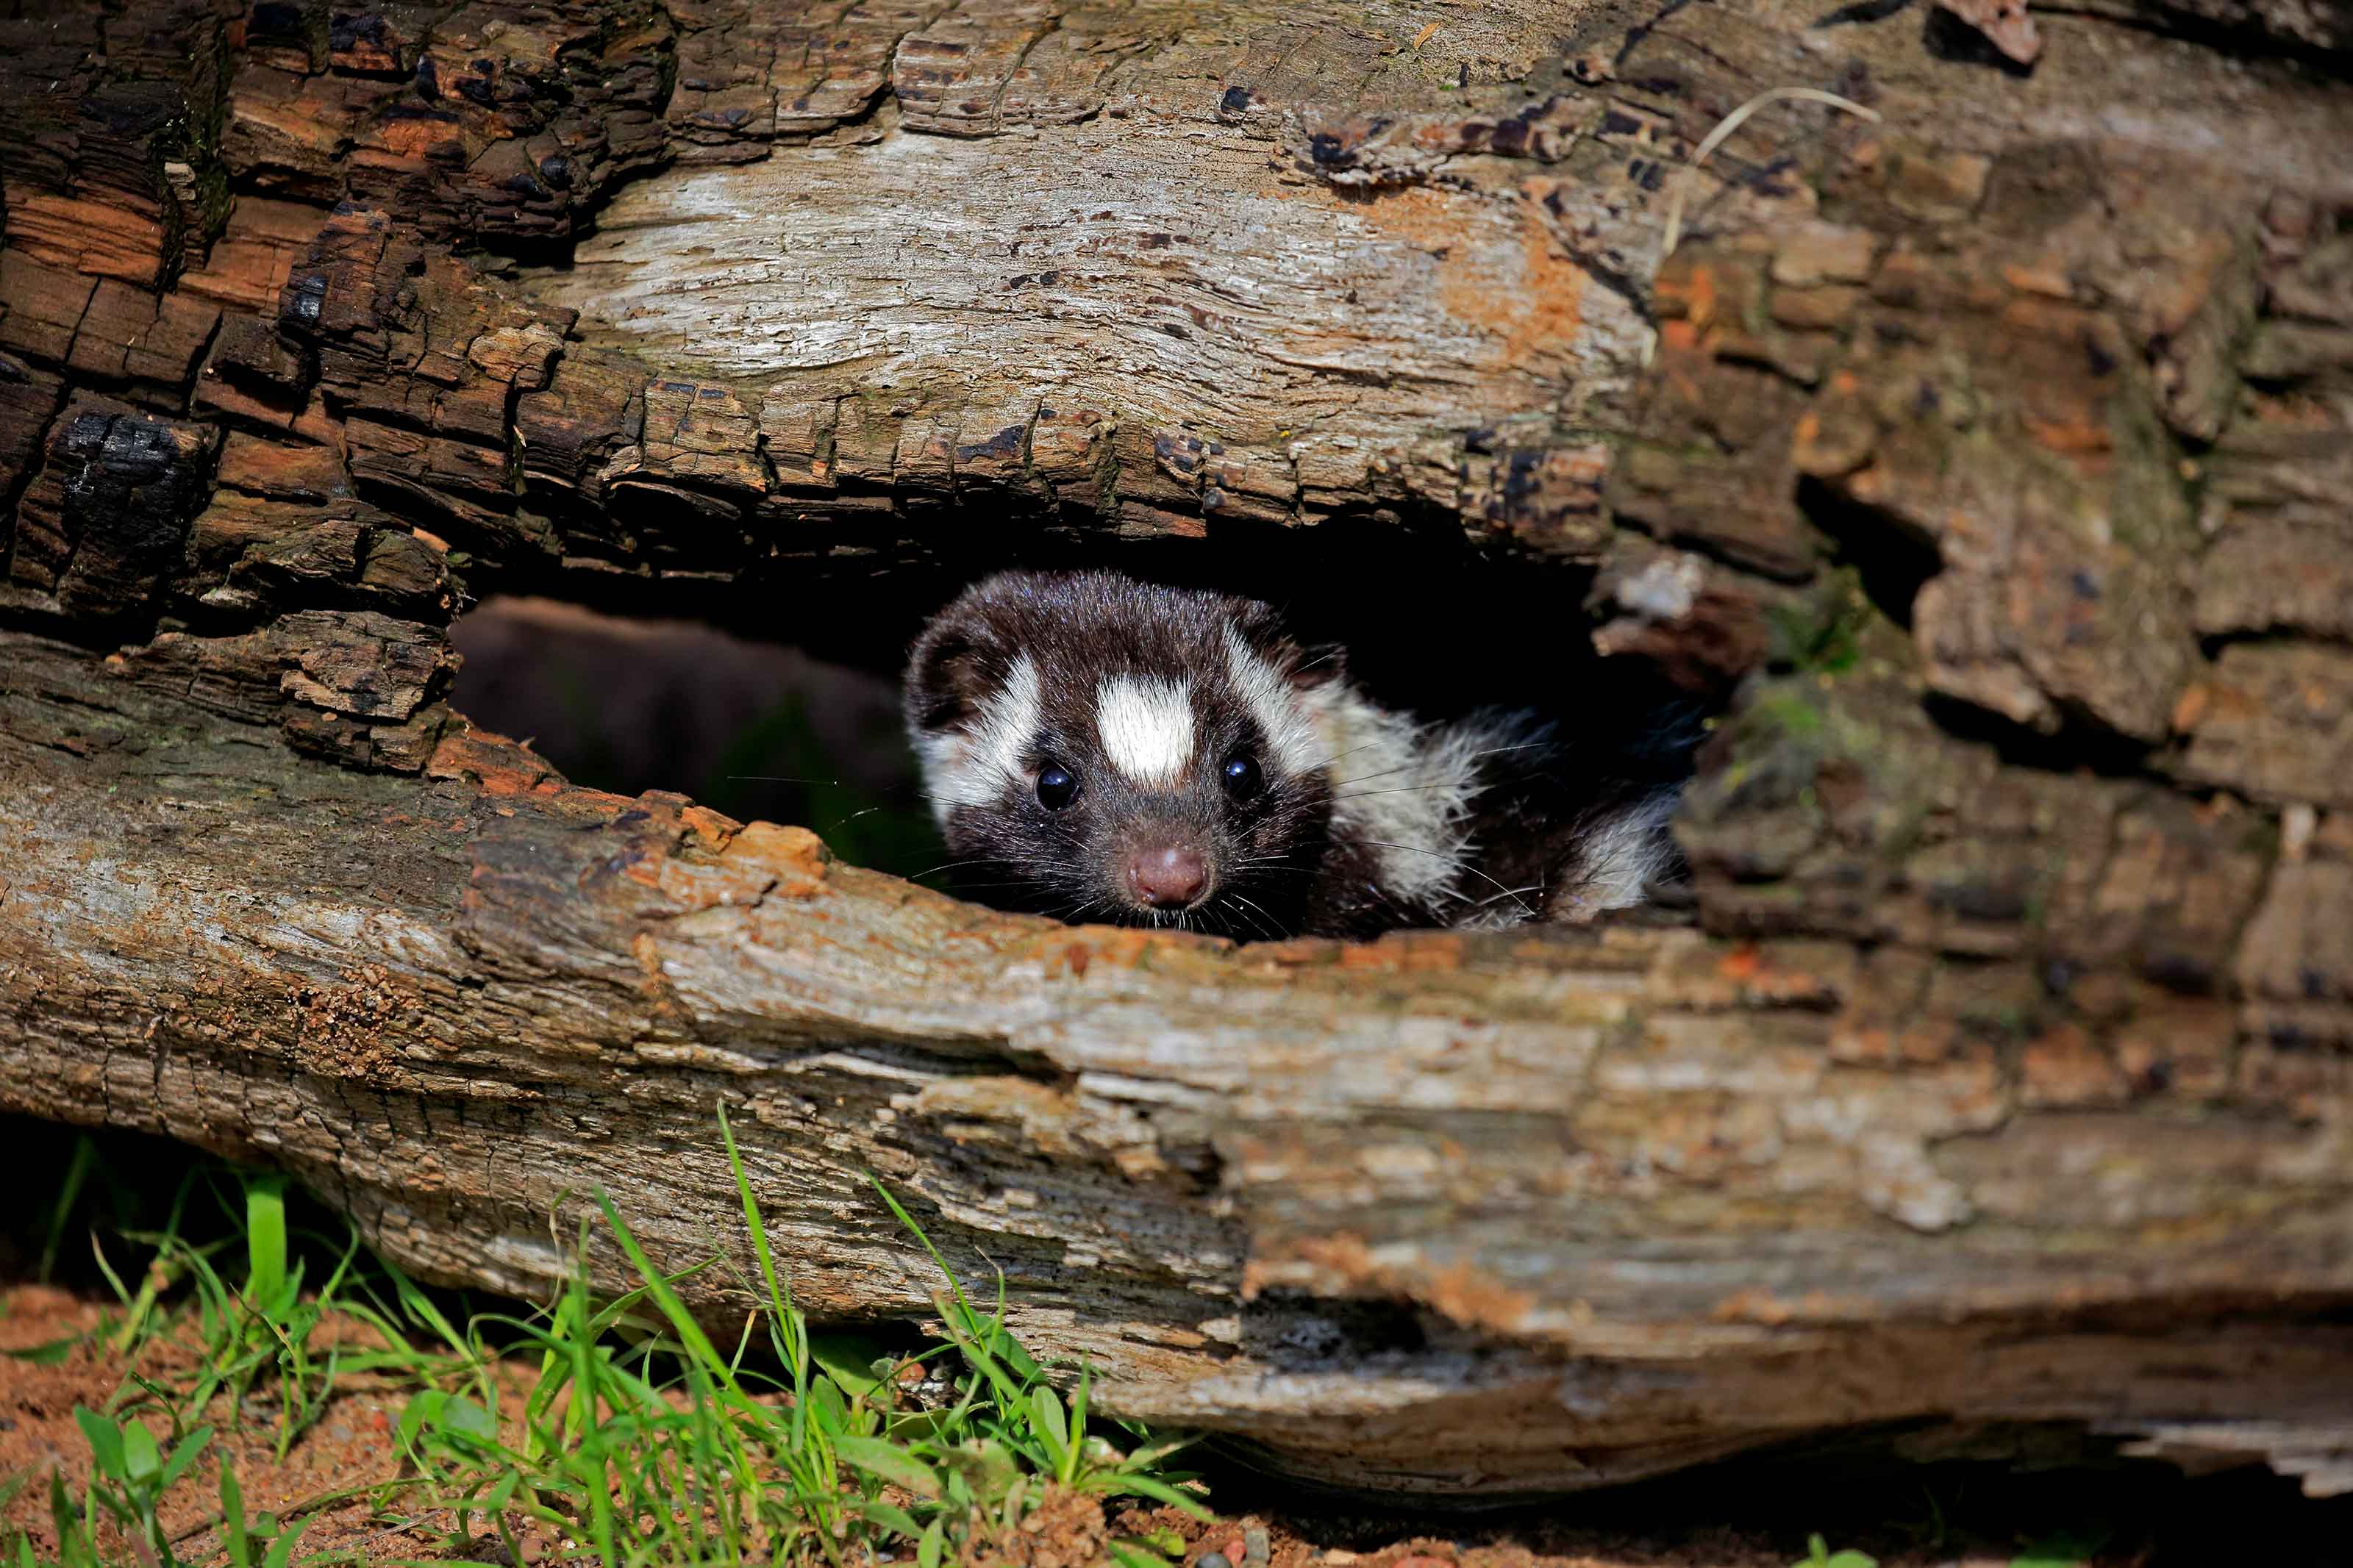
4,1282 -> 2345,1568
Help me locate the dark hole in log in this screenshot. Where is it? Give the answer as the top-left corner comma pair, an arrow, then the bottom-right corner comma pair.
497,512 -> 1690,721
449,595 -> 939,880
1240,1290 -> 1430,1364
1918,692 -> 2164,781
1794,475 -> 1943,633
451,526 -> 1715,934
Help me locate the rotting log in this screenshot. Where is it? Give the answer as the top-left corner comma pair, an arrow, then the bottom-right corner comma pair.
5,0 -> 2353,1499
10,635 -> 2353,1496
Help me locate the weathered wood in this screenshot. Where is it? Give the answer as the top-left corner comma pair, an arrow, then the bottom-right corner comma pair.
4,0 -> 2353,1500
6,631 -> 2353,1498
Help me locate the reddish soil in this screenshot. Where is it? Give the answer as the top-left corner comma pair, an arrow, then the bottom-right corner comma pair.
4,1283 -> 2343,1568
1,1286 -> 423,1562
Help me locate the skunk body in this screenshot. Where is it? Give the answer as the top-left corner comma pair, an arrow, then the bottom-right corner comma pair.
903,570 -> 1685,940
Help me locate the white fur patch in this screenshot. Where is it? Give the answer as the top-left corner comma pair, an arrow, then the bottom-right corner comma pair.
1096,675 -> 1194,784
1562,786 -> 1682,919
1307,688 -> 1550,909
917,654 -> 1043,828
1220,625 -> 1324,779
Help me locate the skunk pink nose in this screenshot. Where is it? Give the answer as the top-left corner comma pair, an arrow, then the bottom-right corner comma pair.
1126,845 -> 1208,909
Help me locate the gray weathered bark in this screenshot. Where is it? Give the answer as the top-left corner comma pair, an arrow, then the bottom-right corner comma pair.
4,0 -> 2353,1498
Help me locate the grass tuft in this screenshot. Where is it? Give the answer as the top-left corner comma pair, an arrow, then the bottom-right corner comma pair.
4,1111 -> 1207,1567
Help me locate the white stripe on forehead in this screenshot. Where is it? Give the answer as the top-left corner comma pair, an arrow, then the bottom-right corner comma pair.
1096,675 -> 1195,784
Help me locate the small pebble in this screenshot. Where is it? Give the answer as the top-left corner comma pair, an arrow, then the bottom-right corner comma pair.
1392,1557 -> 1453,1568
1224,1536 -> 1247,1564
1198,1555 -> 1234,1568
1244,1528 -> 1271,1567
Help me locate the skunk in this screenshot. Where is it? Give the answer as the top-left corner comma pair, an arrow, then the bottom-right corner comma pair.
903,570 -> 1686,940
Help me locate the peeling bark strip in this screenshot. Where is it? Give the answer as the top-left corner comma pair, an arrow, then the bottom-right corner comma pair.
4,0 -> 2353,1501
6,637 -> 2353,1497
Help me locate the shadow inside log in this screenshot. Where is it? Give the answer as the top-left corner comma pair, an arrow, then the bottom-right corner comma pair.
1215,1433 -> 2353,1564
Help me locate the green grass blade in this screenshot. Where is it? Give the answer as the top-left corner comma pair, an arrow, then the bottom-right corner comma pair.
259,1512 -> 313,1568
1078,1471 -> 1213,1520
243,1173 -> 288,1311
221,1461 -> 251,1568
38,1136 -> 100,1284
867,1179 -> 980,1322
590,1193 -> 741,1393
718,1106 -> 790,1324
87,1232 -> 136,1317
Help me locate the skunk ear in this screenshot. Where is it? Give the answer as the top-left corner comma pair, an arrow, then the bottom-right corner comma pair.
905,622 -> 999,733
1229,599 -> 1346,690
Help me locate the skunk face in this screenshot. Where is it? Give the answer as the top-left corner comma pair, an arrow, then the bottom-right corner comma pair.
903,571 -> 1339,935
905,570 -> 1687,939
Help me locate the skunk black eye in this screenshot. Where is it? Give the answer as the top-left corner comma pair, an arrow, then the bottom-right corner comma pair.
1036,763 -> 1079,811
1221,753 -> 1263,801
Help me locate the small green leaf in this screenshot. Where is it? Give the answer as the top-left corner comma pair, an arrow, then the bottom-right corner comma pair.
805,1375 -> 849,1436
396,1389 -> 445,1448
2010,1533 -> 2102,1568
917,1514 -> 946,1568
832,1434 -> 943,1500
935,1438 -> 1020,1506
438,1394 -> 496,1440
1029,1384 -> 1071,1471
857,1498 -> 926,1539
4,1334 -> 82,1366
1108,1542 -> 1174,1568
809,1332 -> 896,1397
1793,1542 -> 1877,1568
74,1407 -> 126,1480
159,1424 -> 215,1492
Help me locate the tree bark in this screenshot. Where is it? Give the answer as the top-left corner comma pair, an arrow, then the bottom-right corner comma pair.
4,0 -> 2353,1499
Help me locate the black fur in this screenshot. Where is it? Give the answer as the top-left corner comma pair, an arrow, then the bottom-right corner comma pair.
904,570 -> 1688,939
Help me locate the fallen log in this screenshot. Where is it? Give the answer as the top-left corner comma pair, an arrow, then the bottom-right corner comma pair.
4,0 -> 2352,1500
7,629 -> 2353,1494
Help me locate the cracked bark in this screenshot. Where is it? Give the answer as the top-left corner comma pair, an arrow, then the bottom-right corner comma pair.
4,0 -> 2353,1499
